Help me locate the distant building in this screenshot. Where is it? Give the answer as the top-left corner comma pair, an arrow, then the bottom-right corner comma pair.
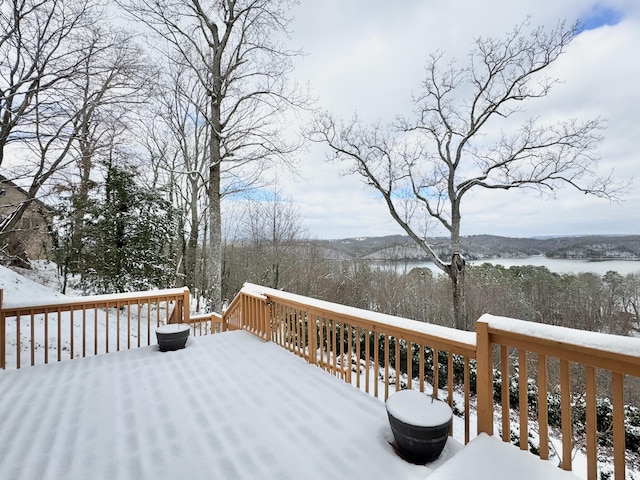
0,175 -> 53,264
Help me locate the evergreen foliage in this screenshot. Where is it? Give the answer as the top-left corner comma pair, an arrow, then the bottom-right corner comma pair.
54,163 -> 179,293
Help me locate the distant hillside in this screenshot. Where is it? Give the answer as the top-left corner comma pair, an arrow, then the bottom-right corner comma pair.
311,234 -> 640,261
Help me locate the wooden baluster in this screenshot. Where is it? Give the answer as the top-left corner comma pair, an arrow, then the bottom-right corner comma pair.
44,311 -> 49,364
585,365 -> 597,480
147,300 -> 151,345
16,313 -> 20,369
518,349 -> 528,451
94,305 -> 98,355
57,308 -> 61,362
374,331 -> 379,399
612,372 -> 626,480
81,309 -> 86,358
117,305 -> 121,352
501,345 -> 510,442
365,329 -> 370,394
407,341 -> 412,390
448,352 -> 454,437
384,335 -> 390,400
355,325 -> 361,389
105,304 -> 109,353
394,336 -> 400,393
331,319 -> 337,375
537,354 -> 549,460
419,344 -> 425,393
31,309 -> 35,366
347,323 -> 353,384
448,352 -> 454,408
464,356 -> 470,444
560,359 -> 572,471
69,309 -> 74,360
433,348 -> 439,398
137,299 -> 141,348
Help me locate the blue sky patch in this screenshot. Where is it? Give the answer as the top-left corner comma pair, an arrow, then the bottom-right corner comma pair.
579,5 -> 623,31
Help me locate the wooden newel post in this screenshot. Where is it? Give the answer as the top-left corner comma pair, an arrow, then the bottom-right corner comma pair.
308,311 -> 317,365
476,318 -> 494,436
183,288 -> 190,325
241,293 -> 247,330
263,298 -> 272,341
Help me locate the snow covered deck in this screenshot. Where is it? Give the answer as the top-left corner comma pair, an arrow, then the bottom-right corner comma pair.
0,331 -> 451,479
0,330 -> 580,480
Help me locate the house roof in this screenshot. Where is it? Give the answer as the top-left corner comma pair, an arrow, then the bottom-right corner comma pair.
0,173 -> 52,213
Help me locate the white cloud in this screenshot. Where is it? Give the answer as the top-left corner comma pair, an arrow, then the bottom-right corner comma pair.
274,0 -> 640,239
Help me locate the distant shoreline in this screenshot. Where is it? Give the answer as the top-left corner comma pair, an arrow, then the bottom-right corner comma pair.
372,256 -> 640,276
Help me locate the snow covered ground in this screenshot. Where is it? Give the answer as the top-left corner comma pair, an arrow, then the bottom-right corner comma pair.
0,262 -> 176,369
0,330 -> 450,479
0,327 -> 585,480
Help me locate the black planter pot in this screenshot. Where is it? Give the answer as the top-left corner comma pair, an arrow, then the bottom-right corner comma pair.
156,324 -> 190,352
386,390 -> 453,464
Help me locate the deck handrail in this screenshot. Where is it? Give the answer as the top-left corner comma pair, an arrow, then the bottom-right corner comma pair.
3,281 -> 639,478
476,314 -> 640,480
223,282 -> 477,444
223,284 -> 640,479
0,287 -> 197,369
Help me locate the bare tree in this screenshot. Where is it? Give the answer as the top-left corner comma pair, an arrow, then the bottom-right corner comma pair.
0,0 -> 95,167
141,60 -> 210,294
244,187 -> 306,289
310,20 -> 626,330
53,25 -> 153,287
119,0 -> 308,310
0,1 -> 151,263
0,0 -> 100,252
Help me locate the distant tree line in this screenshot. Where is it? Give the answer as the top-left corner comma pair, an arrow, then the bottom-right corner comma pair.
219,195 -> 639,335
223,239 -> 640,337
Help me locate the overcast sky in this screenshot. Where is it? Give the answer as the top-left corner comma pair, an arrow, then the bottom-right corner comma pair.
274,0 -> 640,240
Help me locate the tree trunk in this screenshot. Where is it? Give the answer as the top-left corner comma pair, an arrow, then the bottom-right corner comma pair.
185,175 -> 199,289
448,201 -> 468,330
447,252 -> 467,330
207,161 -> 222,311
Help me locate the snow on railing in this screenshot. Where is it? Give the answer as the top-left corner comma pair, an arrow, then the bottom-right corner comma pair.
223,282 -> 477,445
5,280 -> 639,479
476,313 -> 640,480
0,287 -> 213,369
223,283 -> 640,478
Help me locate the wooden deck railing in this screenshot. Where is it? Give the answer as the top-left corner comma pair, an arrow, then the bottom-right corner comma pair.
476,314 -> 640,480
3,280 -> 639,479
0,287 -> 201,369
223,283 -> 477,444
223,283 -> 640,479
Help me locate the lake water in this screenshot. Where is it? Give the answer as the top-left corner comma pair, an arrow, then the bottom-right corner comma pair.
381,256 -> 640,276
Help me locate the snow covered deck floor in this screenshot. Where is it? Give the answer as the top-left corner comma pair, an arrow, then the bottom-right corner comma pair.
0,330 -> 582,480
0,330 -> 454,480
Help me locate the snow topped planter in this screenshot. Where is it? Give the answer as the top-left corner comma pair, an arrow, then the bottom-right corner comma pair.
155,324 -> 190,352
386,390 -> 452,464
